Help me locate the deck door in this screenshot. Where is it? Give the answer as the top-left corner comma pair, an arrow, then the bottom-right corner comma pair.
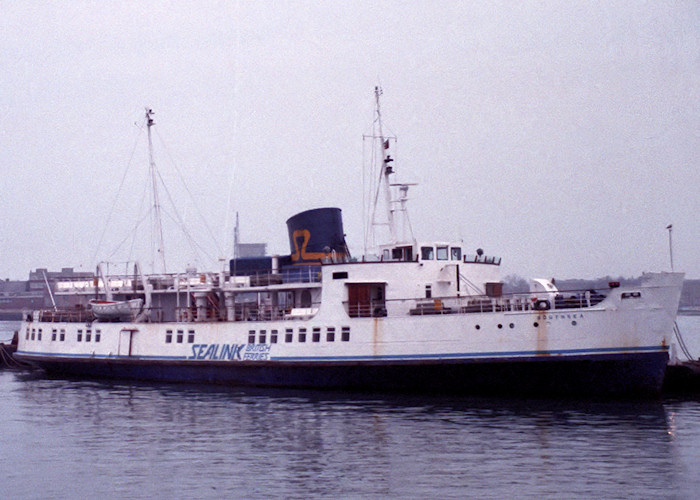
118,328 -> 136,356
347,284 -> 371,317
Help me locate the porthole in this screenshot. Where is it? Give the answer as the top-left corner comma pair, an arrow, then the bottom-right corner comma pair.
509,323 -> 514,329
534,322 -> 539,327
572,320 -> 577,326
497,324 -> 503,329
475,325 -> 480,330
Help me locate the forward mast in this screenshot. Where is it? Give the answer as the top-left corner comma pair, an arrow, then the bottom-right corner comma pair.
366,87 -> 415,254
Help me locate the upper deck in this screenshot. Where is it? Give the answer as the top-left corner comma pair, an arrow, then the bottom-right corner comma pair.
30,256 -> 624,327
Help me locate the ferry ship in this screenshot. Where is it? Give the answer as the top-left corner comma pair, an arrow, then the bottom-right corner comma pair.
14,90 -> 684,396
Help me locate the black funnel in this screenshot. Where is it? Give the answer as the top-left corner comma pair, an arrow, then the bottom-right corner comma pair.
286,208 -> 348,264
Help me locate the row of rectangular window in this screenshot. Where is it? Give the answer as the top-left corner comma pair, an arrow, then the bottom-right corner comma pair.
165,329 -> 195,344
26,326 -> 351,346
25,328 -> 101,343
249,327 -> 350,344
26,328 -> 43,341
76,329 -> 101,342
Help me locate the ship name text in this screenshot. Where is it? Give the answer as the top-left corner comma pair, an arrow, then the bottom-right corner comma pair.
189,343 -> 271,361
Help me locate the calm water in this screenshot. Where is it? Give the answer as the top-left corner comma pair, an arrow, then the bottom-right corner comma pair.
1,318 -> 699,499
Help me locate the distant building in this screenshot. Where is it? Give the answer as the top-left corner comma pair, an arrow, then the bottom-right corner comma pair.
27,268 -> 94,293
28,267 -> 93,282
0,268 -> 95,317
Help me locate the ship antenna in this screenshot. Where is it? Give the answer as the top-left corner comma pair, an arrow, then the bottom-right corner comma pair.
146,108 -> 167,273
666,224 -> 674,271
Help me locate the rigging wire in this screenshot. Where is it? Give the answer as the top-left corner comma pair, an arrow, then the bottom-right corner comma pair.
155,129 -> 224,259
95,111 -> 226,272
458,273 -> 486,295
126,163 -> 154,267
674,321 -> 695,361
91,117 -> 146,264
105,212 -> 150,262
160,209 -> 218,265
153,165 -> 218,266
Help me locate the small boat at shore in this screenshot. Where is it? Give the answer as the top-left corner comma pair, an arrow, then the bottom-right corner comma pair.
14,90 -> 685,396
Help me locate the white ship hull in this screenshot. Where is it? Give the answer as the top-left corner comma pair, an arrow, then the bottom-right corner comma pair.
16,270 -> 683,396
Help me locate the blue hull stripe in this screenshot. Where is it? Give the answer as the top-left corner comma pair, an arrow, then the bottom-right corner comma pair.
16,344 -> 668,364
273,345 -> 668,363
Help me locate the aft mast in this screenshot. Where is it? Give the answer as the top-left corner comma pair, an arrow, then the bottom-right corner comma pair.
146,108 -> 167,274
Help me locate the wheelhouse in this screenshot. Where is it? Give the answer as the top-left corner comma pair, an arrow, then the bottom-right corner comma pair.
380,242 -> 501,266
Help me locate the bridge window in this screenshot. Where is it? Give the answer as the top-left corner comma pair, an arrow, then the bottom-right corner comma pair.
437,246 -> 448,260
392,246 -> 413,261
421,247 -> 434,260
451,247 -> 462,260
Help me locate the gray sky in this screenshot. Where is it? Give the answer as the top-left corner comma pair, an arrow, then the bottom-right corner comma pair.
1,1 -> 698,280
